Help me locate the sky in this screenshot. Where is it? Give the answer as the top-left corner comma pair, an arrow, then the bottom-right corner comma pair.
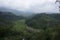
0,0 -> 59,13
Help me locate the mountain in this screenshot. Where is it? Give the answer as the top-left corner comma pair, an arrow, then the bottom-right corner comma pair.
0,7 -> 22,15
26,13 -> 60,29
0,7 -> 33,17
0,11 -> 17,21
0,11 -> 17,32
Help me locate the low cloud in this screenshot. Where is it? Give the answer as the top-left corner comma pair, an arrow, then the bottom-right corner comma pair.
0,0 -> 59,13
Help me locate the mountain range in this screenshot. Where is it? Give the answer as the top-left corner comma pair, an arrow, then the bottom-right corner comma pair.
0,7 -> 33,17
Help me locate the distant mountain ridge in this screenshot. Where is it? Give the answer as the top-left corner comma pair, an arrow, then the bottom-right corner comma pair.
0,7 -> 23,15
0,7 -> 33,17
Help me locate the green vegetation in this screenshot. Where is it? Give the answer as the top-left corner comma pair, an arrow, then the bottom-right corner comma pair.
26,13 -> 60,29
26,13 -> 60,40
0,12 -> 60,40
0,12 -> 25,40
13,19 -> 26,32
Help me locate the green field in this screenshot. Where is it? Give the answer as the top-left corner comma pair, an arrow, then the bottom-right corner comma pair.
13,19 -> 26,32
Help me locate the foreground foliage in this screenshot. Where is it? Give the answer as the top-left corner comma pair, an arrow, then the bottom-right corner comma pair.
0,12 -> 60,40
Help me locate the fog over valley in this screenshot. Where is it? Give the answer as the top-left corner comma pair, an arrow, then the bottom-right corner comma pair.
0,0 -> 60,40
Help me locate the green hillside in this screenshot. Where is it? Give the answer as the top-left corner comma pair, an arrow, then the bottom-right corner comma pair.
0,11 -> 26,40
13,19 -> 26,32
0,12 -> 60,40
26,13 -> 60,29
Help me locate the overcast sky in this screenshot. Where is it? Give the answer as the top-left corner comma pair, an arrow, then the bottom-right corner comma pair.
0,0 -> 59,13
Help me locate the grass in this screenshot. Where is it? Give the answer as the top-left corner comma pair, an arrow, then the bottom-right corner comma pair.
13,19 -> 26,32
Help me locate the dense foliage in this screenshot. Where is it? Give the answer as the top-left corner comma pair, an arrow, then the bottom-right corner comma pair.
25,13 -> 60,40
0,12 -> 60,40
0,12 -> 24,40
26,13 -> 60,29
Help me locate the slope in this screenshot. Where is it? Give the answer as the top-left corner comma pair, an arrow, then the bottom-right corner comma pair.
26,13 -> 60,29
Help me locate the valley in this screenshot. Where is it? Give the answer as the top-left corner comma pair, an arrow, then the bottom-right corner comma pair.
0,11 -> 60,40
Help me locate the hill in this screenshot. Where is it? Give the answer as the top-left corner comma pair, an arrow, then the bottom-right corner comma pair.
0,7 -> 33,17
0,12 -> 60,40
0,11 -> 25,39
26,13 -> 60,29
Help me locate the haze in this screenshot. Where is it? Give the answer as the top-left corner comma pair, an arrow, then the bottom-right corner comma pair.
0,0 -> 59,13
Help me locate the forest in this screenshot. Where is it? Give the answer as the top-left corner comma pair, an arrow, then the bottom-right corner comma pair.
0,12 -> 60,40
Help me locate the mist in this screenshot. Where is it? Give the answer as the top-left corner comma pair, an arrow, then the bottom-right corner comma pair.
0,0 -> 59,13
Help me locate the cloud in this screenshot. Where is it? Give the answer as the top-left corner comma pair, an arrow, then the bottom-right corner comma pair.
0,0 -> 59,13
30,0 -> 59,13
